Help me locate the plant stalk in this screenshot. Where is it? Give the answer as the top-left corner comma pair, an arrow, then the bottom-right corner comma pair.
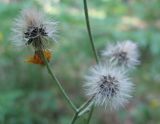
83,0 -> 100,123
83,0 -> 99,63
71,113 -> 78,124
40,50 -> 77,112
70,96 -> 95,124
86,105 -> 94,124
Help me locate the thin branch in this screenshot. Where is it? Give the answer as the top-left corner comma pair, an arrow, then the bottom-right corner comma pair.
83,0 -> 99,63
71,113 -> 78,124
83,0 -> 100,123
40,50 -> 77,112
78,95 -> 95,113
86,105 -> 94,124
70,96 -> 95,124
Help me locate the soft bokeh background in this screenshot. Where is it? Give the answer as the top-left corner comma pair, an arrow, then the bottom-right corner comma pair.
0,0 -> 160,124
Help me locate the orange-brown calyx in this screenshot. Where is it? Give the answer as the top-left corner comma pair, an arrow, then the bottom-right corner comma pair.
26,50 -> 52,65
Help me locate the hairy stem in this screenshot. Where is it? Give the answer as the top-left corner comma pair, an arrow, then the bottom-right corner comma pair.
40,50 -> 77,112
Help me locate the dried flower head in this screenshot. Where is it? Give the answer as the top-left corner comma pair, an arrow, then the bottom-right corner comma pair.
84,63 -> 133,110
26,50 -> 52,65
12,8 -> 57,50
102,40 -> 139,68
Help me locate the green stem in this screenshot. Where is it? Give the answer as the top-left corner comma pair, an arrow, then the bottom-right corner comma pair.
40,51 -> 77,112
78,95 -> 95,113
83,0 -> 100,123
83,0 -> 99,63
71,113 -> 78,124
86,105 -> 94,124
70,96 -> 95,124
78,103 -> 92,117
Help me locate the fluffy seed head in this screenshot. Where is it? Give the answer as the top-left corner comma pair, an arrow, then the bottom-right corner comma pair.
84,63 -> 133,110
102,40 -> 140,68
12,8 -> 57,50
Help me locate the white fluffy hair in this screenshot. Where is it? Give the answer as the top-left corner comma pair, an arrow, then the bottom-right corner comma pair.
102,40 -> 140,69
84,63 -> 134,110
11,8 -> 57,48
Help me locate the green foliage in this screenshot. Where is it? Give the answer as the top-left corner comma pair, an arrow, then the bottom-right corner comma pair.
0,0 -> 160,123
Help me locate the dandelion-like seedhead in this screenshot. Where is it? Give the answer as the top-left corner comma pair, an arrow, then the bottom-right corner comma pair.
102,40 -> 139,68
12,8 -> 57,50
11,8 -> 57,65
84,63 -> 133,110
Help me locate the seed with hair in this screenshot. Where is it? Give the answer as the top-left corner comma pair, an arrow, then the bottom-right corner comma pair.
102,40 -> 140,69
84,63 -> 133,110
11,8 -> 57,50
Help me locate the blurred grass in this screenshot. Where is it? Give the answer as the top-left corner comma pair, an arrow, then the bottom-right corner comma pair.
0,0 -> 160,124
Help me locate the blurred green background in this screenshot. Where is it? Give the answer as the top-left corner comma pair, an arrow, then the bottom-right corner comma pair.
0,0 -> 160,124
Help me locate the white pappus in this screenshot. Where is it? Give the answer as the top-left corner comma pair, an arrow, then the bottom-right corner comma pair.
102,40 -> 140,69
84,63 -> 134,110
11,8 -> 57,50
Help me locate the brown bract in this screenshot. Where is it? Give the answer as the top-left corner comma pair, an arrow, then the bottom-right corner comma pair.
26,50 -> 52,65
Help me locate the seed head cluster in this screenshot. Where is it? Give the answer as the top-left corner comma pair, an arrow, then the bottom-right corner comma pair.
11,8 -> 140,111
84,40 -> 140,110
